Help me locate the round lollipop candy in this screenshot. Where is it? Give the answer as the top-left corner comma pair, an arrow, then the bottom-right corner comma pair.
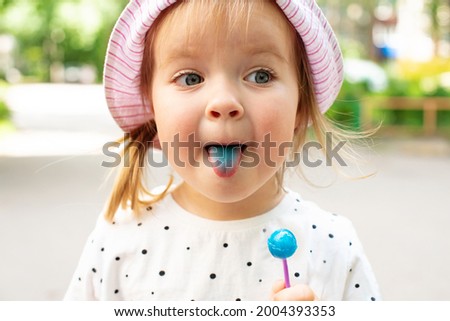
267,229 -> 298,288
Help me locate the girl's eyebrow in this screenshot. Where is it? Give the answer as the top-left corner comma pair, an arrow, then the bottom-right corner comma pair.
158,45 -> 203,68
243,43 -> 290,64
158,41 -> 289,68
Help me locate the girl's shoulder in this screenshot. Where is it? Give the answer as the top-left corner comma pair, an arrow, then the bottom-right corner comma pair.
284,188 -> 360,247
286,188 -> 354,227
95,184 -> 176,227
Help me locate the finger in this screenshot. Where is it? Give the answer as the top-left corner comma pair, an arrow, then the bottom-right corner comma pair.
271,279 -> 286,294
270,279 -> 285,300
272,284 -> 316,301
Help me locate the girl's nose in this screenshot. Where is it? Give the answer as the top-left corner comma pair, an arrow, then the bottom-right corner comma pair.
205,88 -> 244,120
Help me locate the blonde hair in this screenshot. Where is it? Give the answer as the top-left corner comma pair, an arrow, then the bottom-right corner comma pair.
104,0 -> 372,222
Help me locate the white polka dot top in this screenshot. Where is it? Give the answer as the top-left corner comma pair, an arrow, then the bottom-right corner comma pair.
64,188 -> 381,301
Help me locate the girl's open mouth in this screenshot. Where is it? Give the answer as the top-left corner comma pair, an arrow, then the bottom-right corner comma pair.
204,144 -> 247,177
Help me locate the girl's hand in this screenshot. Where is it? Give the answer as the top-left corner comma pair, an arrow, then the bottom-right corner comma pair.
271,279 -> 318,301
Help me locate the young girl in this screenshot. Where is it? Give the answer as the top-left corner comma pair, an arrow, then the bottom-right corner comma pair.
65,0 -> 380,301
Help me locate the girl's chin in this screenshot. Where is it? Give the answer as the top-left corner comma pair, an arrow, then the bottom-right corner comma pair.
182,172 -> 275,202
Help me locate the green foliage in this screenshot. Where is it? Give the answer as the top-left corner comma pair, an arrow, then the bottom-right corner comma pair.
376,109 -> 424,127
326,80 -> 369,130
0,0 -> 129,82
0,100 -> 10,121
383,77 -> 450,98
0,80 -> 10,121
437,111 -> 450,128
327,74 -> 450,131
382,78 -> 423,97
375,71 -> 450,127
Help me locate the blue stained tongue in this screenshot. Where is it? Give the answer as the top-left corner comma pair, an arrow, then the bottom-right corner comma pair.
209,145 -> 241,173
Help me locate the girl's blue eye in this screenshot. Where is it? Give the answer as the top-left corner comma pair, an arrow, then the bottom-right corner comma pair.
247,70 -> 272,84
176,73 -> 203,86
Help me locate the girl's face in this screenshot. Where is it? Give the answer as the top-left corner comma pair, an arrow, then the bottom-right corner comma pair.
150,1 -> 300,219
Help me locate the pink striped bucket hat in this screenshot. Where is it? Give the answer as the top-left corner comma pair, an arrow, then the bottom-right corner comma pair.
104,0 -> 344,132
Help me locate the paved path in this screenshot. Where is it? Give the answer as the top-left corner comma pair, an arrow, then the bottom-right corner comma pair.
1,84 -> 450,300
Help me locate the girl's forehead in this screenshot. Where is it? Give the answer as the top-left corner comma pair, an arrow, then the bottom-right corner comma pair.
153,0 -> 296,63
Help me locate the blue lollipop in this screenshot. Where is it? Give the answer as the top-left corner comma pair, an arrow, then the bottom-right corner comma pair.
268,229 -> 298,288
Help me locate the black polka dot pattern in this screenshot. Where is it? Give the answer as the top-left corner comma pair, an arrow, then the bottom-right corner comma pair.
67,192 -> 379,301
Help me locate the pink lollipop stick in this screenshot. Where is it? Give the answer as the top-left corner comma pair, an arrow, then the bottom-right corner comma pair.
283,258 -> 291,288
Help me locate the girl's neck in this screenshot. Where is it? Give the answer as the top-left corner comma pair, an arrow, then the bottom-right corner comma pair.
171,178 -> 285,221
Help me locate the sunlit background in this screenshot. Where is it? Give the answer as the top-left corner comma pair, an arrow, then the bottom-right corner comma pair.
0,0 -> 449,300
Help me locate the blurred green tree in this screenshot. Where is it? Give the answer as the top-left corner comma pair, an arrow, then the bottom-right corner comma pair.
427,0 -> 449,56
0,0 -> 129,82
